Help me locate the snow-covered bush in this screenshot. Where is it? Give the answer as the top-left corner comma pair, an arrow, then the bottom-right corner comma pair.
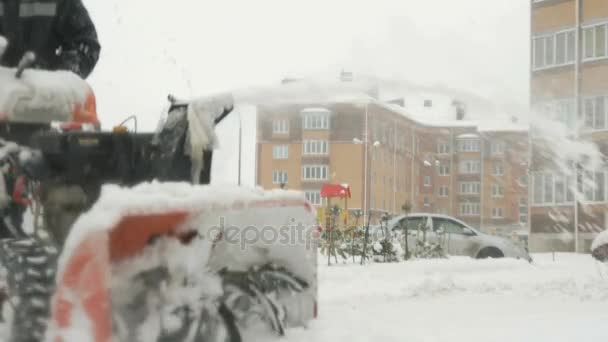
591,231 -> 608,263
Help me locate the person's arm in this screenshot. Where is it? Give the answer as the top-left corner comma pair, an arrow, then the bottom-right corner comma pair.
54,0 -> 101,78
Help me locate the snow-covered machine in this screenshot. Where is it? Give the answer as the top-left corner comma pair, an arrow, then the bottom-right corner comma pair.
0,51 -> 318,341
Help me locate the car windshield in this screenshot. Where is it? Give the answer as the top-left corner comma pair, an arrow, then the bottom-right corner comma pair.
1,1 -> 608,342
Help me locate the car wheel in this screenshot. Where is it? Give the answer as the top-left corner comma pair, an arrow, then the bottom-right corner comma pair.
476,247 -> 504,259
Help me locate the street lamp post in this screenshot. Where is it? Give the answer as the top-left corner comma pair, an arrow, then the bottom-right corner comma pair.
353,136 -> 380,265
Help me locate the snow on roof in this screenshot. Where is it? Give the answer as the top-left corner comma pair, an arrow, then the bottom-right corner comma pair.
301,107 -> 331,113
457,133 -> 479,139
252,76 -> 528,132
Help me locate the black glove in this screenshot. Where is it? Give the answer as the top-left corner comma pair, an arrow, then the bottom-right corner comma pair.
57,49 -> 82,76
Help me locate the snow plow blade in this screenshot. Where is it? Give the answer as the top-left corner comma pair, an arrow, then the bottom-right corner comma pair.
44,183 -> 319,342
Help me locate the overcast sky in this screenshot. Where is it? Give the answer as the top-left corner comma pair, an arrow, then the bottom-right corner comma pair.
82,0 -> 530,185
85,0 -> 530,131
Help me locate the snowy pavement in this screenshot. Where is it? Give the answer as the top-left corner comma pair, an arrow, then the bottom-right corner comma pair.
278,253 -> 608,342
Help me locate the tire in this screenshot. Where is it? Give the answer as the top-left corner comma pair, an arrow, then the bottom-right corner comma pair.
476,247 -> 504,259
0,238 -> 59,342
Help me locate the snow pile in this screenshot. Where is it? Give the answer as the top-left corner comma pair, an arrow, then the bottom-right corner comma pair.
0,65 -> 91,123
280,253 -> 608,342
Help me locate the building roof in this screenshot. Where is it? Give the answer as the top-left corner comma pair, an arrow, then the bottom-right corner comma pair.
264,75 -> 529,133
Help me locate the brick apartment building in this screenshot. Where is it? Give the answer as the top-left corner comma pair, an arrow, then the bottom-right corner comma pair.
256,86 -> 528,235
530,0 -> 608,252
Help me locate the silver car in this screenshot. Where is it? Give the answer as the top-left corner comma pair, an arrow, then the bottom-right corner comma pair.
386,213 -> 532,262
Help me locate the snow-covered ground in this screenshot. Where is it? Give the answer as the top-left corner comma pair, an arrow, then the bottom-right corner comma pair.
279,253 -> 608,342
2,253 -> 606,341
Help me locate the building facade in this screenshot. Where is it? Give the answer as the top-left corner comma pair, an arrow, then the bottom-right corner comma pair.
256,96 -> 528,235
530,0 -> 608,252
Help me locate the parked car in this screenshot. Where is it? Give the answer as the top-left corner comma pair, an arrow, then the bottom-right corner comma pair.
387,213 -> 532,262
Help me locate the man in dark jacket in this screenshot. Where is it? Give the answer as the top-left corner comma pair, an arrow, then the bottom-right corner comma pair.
0,0 -> 100,79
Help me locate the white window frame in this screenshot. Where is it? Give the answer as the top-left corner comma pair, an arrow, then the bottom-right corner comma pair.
302,140 -> 329,155
460,182 -> 481,195
272,145 -> 289,159
305,191 -> 325,205
458,138 -> 480,152
582,170 -> 607,203
439,162 -> 450,176
302,165 -> 329,181
534,98 -> 577,129
532,28 -> 576,71
492,207 -> 504,219
583,96 -> 608,131
490,141 -> 506,155
424,175 -> 432,187
583,22 -> 608,62
438,186 -> 449,197
272,170 -> 288,185
492,161 -> 505,176
491,183 -> 504,198
272,119 -> 289,134
459,160 -> 481,174
437,142 -> 450,154
459,202 -> 480,216
302,109 -> 330,130
532,172 -> 575,206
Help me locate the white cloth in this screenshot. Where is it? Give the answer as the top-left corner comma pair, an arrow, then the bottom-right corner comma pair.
186,93 -> 233,183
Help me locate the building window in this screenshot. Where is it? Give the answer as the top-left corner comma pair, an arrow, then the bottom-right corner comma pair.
583,96 -> 608,131
424,176 -> 432,187
583,171 -> 606,202
423,197 -> 430,207
519,198 -> 528,225
492,208 -> 504,219
303,140 -> 329,155
491,141 -> 506,155
532,172 -> 575,206
460,182 -> 481,195
305,191 -> 324,205
492,161 -> 504,176
583,23 -> 608,61
460,202 -> 480,216
302,109 -> 330,130
273,145 -> 289,159
272,170 -> 288,185
459,160 -> 481,174
438,186 -> 449,197
534,98 -> 577,129
439,162 -> 451,176
302,165 -> 329,181
533,29 -> 575,70
437,142 -> 450,154
272,119 -> 289,134
458,138 -> 480,152
437,207 -> 449,215
491,184 -> 504,198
